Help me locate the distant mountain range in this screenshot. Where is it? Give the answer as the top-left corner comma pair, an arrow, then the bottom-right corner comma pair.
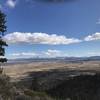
7,56 -> 100,64
63,56 -> 100,61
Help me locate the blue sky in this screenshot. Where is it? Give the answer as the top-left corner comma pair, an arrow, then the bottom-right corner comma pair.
0,0 -> 100,58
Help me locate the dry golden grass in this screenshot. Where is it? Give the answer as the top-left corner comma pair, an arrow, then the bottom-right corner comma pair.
3,61 -> 100,81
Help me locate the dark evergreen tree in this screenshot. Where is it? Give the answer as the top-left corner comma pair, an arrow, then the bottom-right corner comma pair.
0,10 -> 8,73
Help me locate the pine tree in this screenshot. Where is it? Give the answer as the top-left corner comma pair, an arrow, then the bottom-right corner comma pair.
0,10 -> 8,73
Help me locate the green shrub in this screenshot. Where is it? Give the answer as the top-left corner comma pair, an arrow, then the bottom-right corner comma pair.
15,95 -> 32,100
0,74 -> 15,100
24,89 -> 54,100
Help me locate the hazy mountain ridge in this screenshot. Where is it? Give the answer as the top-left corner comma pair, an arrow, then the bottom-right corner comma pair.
7,56 -> 100,64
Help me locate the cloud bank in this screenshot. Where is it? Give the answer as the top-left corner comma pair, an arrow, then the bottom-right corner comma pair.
4,32 -> 81,45
11,49 -> 68,58
84,32 -> 100,41
4,32 -> 100,46
12,52 -> 37,56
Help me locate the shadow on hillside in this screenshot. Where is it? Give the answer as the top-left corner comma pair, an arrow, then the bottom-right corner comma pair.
47,74 -> 100,100
17,69 -> 100,100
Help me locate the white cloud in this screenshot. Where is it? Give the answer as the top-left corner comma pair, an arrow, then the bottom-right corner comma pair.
10,49 -> 69,58
43,49 -> 69,57
4,32 -> 81,45
0,4 -> 2,9
88,52 -> 100,56
6,0 -> 17,8
96,18 -> 100,24
11,52 -> 37,57
44,49 -> 61,57
84,32 -> 100,41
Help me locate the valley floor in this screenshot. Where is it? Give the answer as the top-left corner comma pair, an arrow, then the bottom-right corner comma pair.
2,60 -> 100,100
3,61 -> 100,81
